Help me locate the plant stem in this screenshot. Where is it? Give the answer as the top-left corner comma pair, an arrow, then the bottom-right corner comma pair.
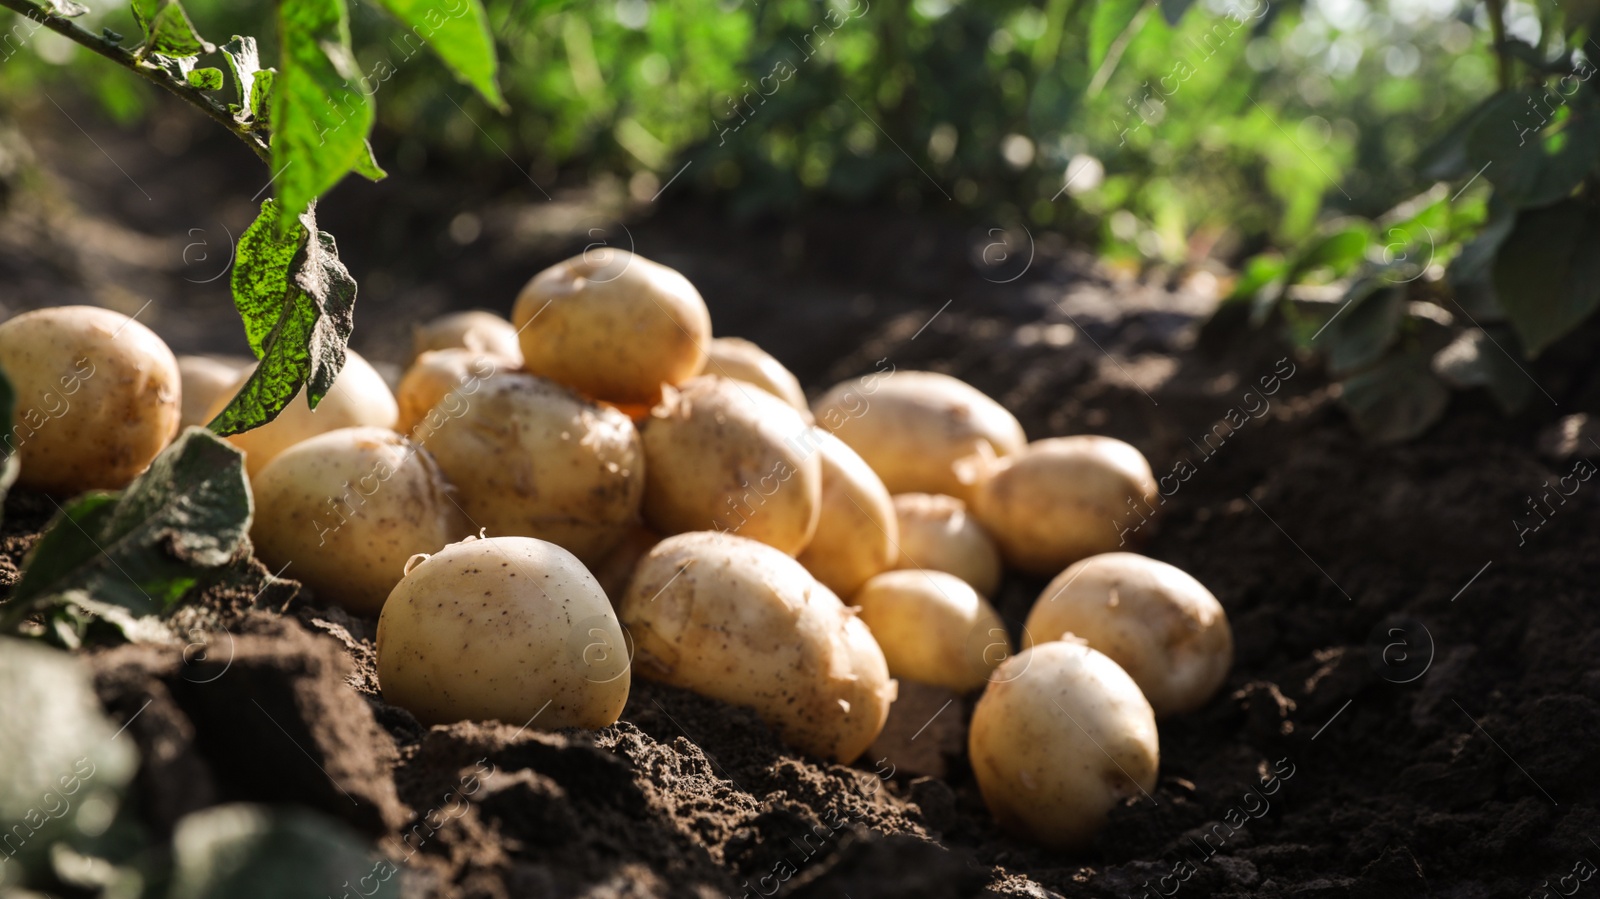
1485,0 -> 1510,90
0,0 -> 270,164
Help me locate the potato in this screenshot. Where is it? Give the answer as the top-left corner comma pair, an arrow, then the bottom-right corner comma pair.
377,535 -> 630,728
1024,552 -> 1231,717
590,525 -> 660,605
395,348 -> 505,435
641,376 -> 822,556
249,427 -> 471,616
205,350 -> 399,478
422,372 -> 644,565
512,248 -> 710,406
178,355 -> 249,430
969,640 -> 1159,849
0,305 -> 180,494
890,493 -> 1002,596
702,337 -> 810,418
972,436 -> 1157,576
411,310 -> 523,365
812,371 -> 1025,503
619,531 -> 895,762
853,570 -> 1009,693
796,431 -> 897,596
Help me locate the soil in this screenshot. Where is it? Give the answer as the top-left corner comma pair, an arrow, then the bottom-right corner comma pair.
3,95 -> 1599,899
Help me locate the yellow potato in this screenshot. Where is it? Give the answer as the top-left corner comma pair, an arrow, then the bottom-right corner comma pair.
853,570 -> 1009,693
1024,552 -> 1231,717
969,640 -> 1158,849
411,310 -> 523,365
0,305 -> 180,494
641,376 -> 822,556
702,337 -> 810,419
249,427 -> 471,616
395,348 -> 505,436
796,431 -> 897,596
377,535 -> 630,728
890,493 -> 1002,596
620,531 -> 896,763
972,436 -> 1157,576
512,248 -> 710,406
178,355 -> 249,430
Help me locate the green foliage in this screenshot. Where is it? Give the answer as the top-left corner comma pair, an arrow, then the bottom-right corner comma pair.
169,805 -> 394,899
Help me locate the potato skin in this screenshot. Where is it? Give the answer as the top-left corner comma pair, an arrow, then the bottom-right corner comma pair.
973,436 -> 1157,576
702,337 -> 810,418
969,641 -> 1158,849
796,431 -> 897,596
249,427 -> 471,616
377,536 -> 630,728
512,248 -> 710,406
411,310 -> 523,365
619,531 -> 896,763
812,371 -> 1025,503
0,306 -> 180,494
395,348 -> 505,435
423,372 -> 644,565
178,355 -> 249,430
641,376 -> 822,556
890,493 -> 1002,596
1025,552 -> 1231,717
853,570 -> 1009,693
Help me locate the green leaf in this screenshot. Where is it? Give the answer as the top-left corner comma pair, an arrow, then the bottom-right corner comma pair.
1295,221 -> 1372,275
353,139 -> 387,181
221,35 -> 261,108
45,0 -> 90,15
250,67 -> 275,121
272,0 -> 374,225
169,805 -> 388,899
131,0 -> 159,34
1491,198 -> 1600,357
138,0 -> 214,59
187,66 -> 224,91
1338,349 -> 1450,444
1158,0 -> 1195,25
1433,326 -> 1535,414
371,0 -> 505,110
1321,283 -> 1404,375
1467,88 -> 1600,208
1088,0 -> 1147,73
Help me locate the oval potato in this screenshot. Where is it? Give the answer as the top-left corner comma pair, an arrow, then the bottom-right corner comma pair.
853,570 -> 1009,693
796,431 -> 897,597
702,337 -> 810,419
411,310 -> 523,365
395,348 -> 505,435
890,493 -> 1002,596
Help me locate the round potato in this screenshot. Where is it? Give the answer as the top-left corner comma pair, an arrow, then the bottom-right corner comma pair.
890,493 -> 1002,596
0,305 -> 180,494
423,372 -> 644,565
972,436 -> 1157,576
178,355 -> 249,430
812,371 -> 1025,503
641,376 -> 822,556
620,531 -> 896,763
512,248 -> 710,406
250,427 -> 471,616
1025,553 -> 1231,717
411,310 -> 523,365
702,337 -> 810,419
395,348 -> 505,436
796,431 -> 897,596
377,535 -> 630,728
969,640 -> 1159,849
853,570 -> 1009,693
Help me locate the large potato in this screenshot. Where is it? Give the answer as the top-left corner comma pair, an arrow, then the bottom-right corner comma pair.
641,376 -> 822,556
377,535 -> 630,728
1025,553 -> 1231,717
423,372 -> 644,565
395,348 -> 505,435
0,305 -> 180,494
620,531 -> 896,763
973,436 -> 1157,576
812,371 -> 1025,503
853,570 -> 1009,693
702,337 -> 810,419
512,248 -> 710,406
411,310 -> 523,365
890,493 -> 1002,596
796,431 -> 897,596
969,640 -> 1159,849
178,355 -> 249,430
250,427 -> 471,616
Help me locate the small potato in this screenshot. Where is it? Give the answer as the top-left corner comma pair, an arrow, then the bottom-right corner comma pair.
249,427 -> 471,616
890,493 -> 1002,597
590,525 -> 660,605
796,431 -> 897,597
972,436 -> 1157,576
513,248 -> 710,406
423,373 -> 644,565
395,348 -> 505,435
178,355 -> 249,430
812,371 -> 1025,503
377,535 -> 630,728
969,640 -> 1159,849
853,570 -> 1009,693
702,337 -> 810,419
206,350 -> 399,478
0,305 -> 180,494
641,376 -> 822,556
411,310 -> 523,365
1025,553 -> 1231,717
620,531 -> 895,763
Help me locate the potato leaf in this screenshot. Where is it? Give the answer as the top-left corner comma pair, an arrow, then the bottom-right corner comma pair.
1088,0 -> 1148,76
169,805 -> 389,899
1491,198 -> 1600,357
371,0 -> 506,110
1338,349 -> 1450,444
138,0 -> 214,59
221,35 -> 262,108
354,139 -> 387,181
1433,327 -> 1534,414
272,0 -> 374,226
187,66 -> 224,91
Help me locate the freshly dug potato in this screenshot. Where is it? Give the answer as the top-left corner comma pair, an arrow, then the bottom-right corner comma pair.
377,535 -> 630,728
250,427 -> 471,616
1024,552 -> 1231,717
641,376 -> 822,556
702,337 -> 810,418
178,355 -> 249,430
973,436 -> 1157,576
590,525 -> 660,604
0,305 -> 180,494
411,310 -> 523,365
512,248 -> 710,406
796,431 -> 897,596
812,371 -> 1025,502
206,350 -> 399,478
620,531 -> 896,763
423,372 -> 644,565
890,493 -> 1002,596
969,640 -> 1159,849
853,570 -> 1009,693
395,348 -> 505,435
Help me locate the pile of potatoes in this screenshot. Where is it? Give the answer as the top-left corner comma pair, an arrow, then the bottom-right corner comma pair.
0,250 -> 1234,852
